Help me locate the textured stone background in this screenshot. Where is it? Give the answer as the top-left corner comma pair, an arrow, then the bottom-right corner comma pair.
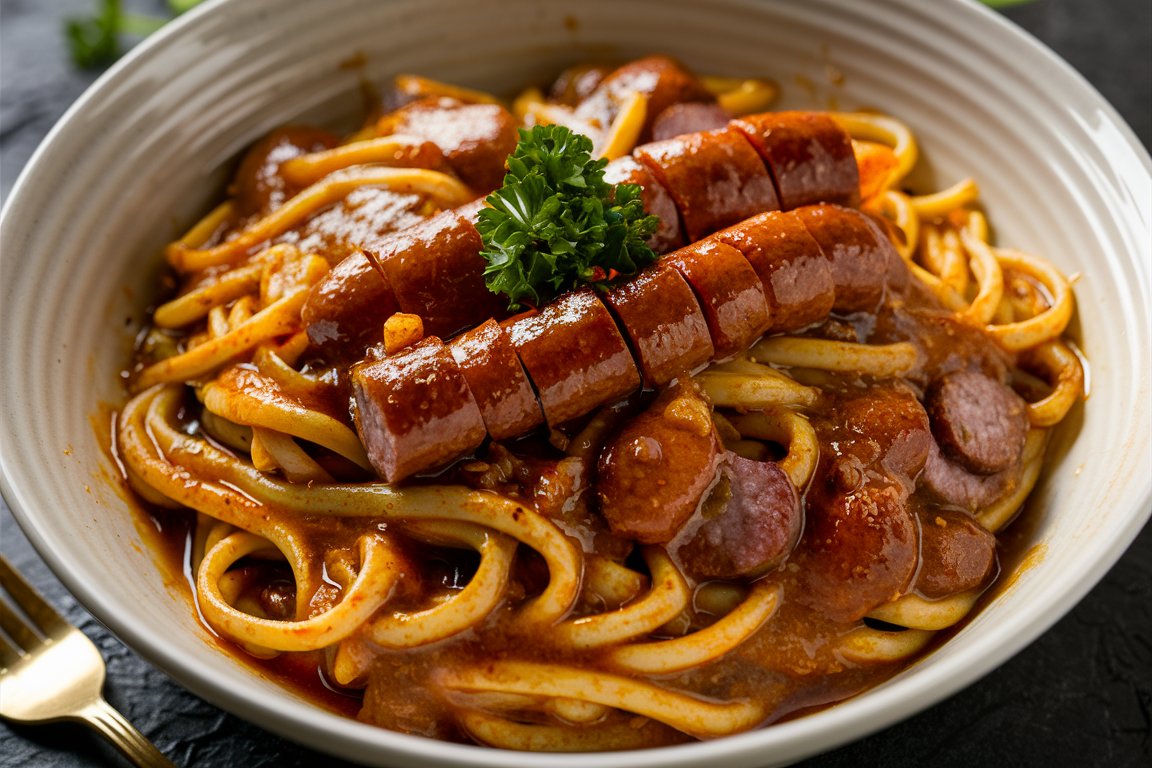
1,0 -> 1149,765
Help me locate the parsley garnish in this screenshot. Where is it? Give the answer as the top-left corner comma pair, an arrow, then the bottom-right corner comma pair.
476,125 -> 660,311
65,0 -> 205,69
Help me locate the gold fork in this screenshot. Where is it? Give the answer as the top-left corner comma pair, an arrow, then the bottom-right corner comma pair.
0,555 -> 177,767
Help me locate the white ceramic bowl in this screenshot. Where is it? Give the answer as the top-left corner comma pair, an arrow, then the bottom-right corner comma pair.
2,0 -> 1149,766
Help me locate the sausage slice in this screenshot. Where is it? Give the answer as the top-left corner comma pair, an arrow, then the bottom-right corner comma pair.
302,249 -> 400,357
732,111 -> 860,210
597,383 -> 723,544
914,508 -> 998,599
635,126 -> 781,242
715,210 -> 835,333
449,319 -> 544,440
504,290 -> 641,426
377,97 -> 518,191
664,239 -> 771,358
374,200 -> 508,339
651,102 -> 730,141
352,337 -> 487,483
926,370 -> 1029,475
602,264 -> 714,387
793,482 -> 919,623
794,204 -> 896,314
676,452 -> 802,580
574,55 -> 714,143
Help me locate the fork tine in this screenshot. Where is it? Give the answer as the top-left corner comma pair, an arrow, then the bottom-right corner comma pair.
0,556 -> 72,638
0,598 -> 43,652
0,627 -> 22,668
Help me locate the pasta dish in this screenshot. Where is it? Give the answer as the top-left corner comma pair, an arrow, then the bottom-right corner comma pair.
114,56 -> 1084,750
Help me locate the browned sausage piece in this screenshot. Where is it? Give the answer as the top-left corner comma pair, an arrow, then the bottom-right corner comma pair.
597,383 -> 723,544
449,319 -> 544,440
352,337 -> 487,483
302,250 -> 400,357
602,264 -> 714,387
914,508 -> 997,599
920,440 -> 1024,512
651,102 -> 730,141
794,204 -> 895,313
675,452 -> 802,580
635,126 -> 781,243
926,370 -> 1029,475
714,210 -> 835,333
731,111 -> 860,210
231,126 -> 340,217
833,384 -> 934,486
574,56 -> 714,143
663,239 -> 771,358
793,482 -> 919,623
374,200 -> 508,339
504,289 -> 641,427
377,97 -> 518,191
602,156 -> 684,253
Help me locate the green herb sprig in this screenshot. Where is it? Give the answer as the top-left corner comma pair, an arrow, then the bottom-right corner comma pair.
476,125 -> 660,311
65,0 -> 205,69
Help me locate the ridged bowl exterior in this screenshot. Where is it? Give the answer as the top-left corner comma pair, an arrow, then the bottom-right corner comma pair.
1,1 -> 1149,766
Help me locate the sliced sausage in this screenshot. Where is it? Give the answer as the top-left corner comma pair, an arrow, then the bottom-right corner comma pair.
732,111 -> 860,210
920,440 -> 1023,512
793,481 -> 919,623
926,370 -> 1029,475
377,97 -> 518,191
597,383 -> 723,544
833,384 -> 933,486
714,210 -> 835,333
635,126 -> 781,242
504,289 -> 641,426
676,452 -> 802,580
651,102 -> 730,141
602,264 -> 714,387
663,239 -> 771,358
373,199 -> 507,339
352,337 -> 487,483
302,249 -> 399,357
914,507 -> 998,599
231,126 -> 339,217
602,156 -> 684,253
574,55 -> 714,143
449,319 -> 544,440
795,204 -> 896,313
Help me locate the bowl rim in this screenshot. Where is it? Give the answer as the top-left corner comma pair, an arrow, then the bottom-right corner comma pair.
2,0 -> 1151,765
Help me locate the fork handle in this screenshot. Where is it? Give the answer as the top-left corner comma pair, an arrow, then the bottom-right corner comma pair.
76,698 -> 178,768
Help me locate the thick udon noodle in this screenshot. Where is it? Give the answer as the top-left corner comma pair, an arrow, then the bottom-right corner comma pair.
115,71 -> 1083,750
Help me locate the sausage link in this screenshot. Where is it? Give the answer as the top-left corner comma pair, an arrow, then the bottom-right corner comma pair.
350,203 -> 904,482
304,111 -> 859,359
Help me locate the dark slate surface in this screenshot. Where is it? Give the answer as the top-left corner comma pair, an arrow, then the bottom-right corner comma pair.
1,0 -> 1149,765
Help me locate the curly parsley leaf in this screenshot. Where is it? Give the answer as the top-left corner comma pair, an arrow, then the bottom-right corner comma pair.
476,125 -> 660,311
